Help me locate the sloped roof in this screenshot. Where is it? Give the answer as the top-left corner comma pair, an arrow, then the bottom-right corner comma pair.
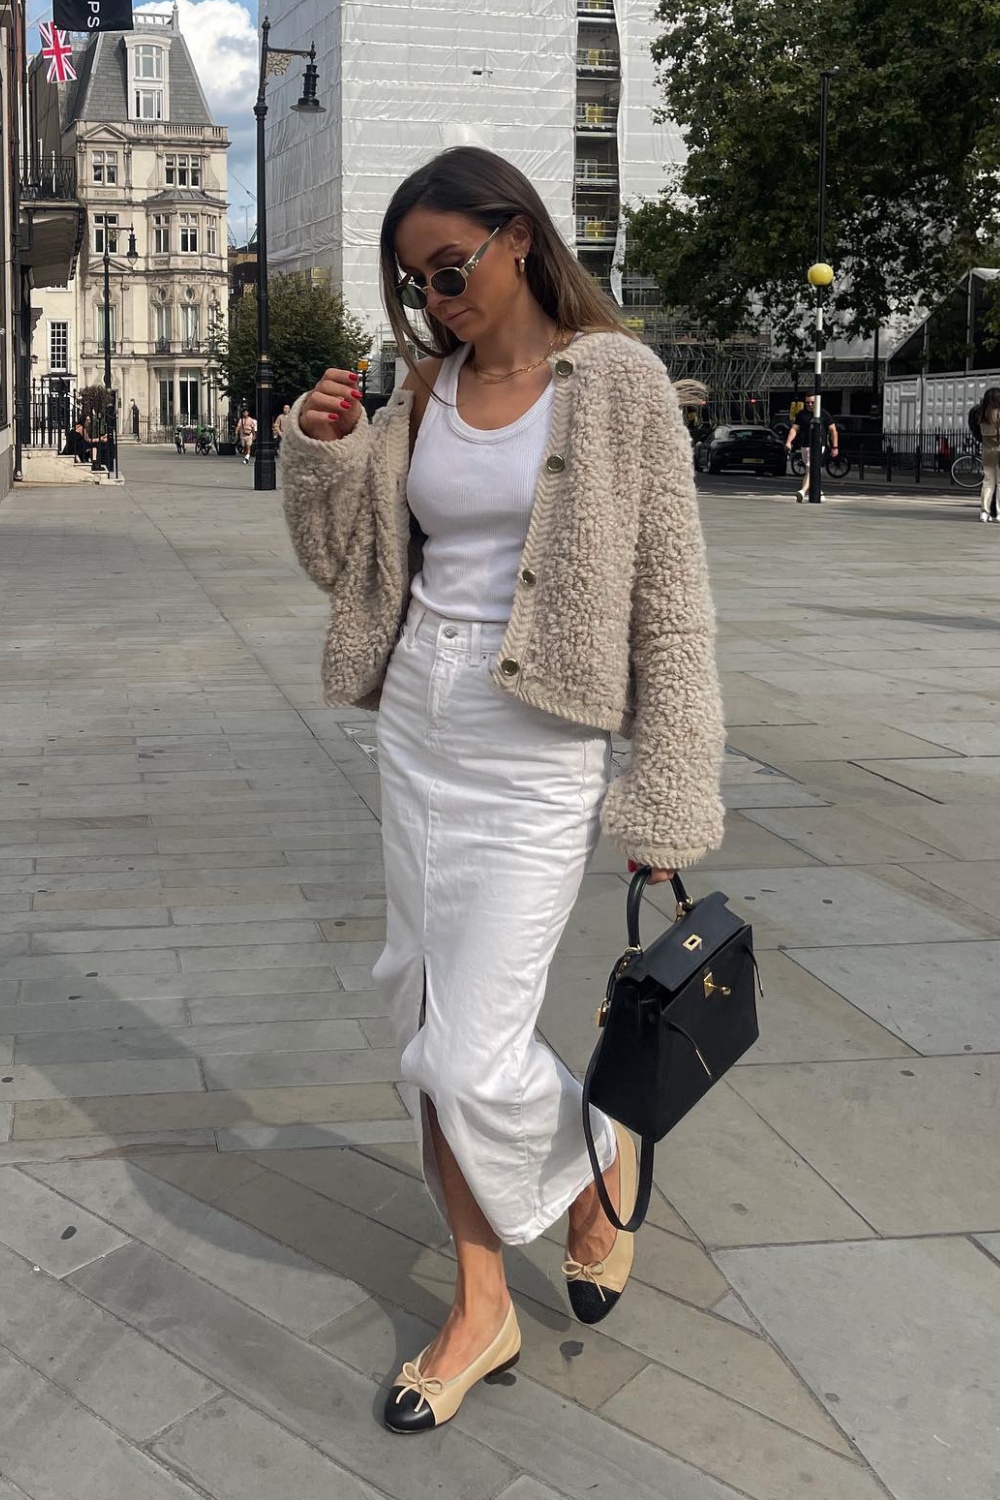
885,267 -> 999,363
145,187 -> 228,208
63,25 -> 213,127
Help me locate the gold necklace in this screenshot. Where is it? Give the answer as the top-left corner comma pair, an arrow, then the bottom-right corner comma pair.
471,331 -> 564,384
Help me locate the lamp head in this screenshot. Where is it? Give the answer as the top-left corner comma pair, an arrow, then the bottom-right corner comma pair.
292,45 -> 324,113
807,262 -> 834,288
126,227 -> 138,266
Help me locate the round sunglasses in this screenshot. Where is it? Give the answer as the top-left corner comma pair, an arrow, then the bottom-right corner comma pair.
396,223 -> 506,311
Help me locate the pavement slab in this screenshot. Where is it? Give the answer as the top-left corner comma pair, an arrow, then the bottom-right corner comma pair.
717,1237 -> 1000,1500
2,448 -> 997,1499
70,1241 -> 514,1500
28,1157 -> 369,1334
728,1056 -> 1000,1235
0,1347 -> 204,1500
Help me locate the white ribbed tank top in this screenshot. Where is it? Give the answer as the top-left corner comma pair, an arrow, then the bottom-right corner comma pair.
407,341 -> 555,624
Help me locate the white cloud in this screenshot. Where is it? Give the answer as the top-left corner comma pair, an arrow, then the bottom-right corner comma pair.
136,0 -> 259,238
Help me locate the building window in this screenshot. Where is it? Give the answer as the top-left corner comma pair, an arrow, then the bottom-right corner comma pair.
95,302 -> 118,350
135,88 -> 163,120
165,154 -> 202,188
178,374 -> 200,424
181,304 -> 201,347
153,303 -> 171,346
206,220 -> 217,255
49,321 -> 69,370
92,151 -> 118,185
153,214 -> 170,254
135,44 -> 164,79
94,213 -> 119,253
179,214 -> 198,253
158,375 -> 174,428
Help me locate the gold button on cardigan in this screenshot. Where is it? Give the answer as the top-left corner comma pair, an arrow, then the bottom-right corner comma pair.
281,332 -> 726,870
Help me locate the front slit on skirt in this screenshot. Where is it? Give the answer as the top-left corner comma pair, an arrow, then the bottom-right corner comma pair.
372,605 -> 618,1247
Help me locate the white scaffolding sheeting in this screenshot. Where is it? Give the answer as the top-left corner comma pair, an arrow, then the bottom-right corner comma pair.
264,0 -> 578,334
612,0 -> 683,303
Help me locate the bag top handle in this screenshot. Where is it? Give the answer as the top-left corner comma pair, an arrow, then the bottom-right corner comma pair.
626,866 -> 694,952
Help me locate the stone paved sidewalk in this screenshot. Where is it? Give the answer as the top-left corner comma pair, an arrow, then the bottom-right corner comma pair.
0,448 -> 998,1500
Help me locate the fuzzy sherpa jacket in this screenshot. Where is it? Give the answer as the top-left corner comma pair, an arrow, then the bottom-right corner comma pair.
281,330 -> 725,869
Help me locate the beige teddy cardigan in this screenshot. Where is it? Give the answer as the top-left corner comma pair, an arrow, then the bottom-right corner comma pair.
281,330 -> 725,869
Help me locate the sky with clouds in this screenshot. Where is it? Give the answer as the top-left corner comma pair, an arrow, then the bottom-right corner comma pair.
135,0 -> 260,242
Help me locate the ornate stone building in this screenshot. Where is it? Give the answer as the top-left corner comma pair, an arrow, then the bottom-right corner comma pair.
29,6 -> 230,436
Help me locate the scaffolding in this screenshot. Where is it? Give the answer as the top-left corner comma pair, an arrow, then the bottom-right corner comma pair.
624,300 -> 774,422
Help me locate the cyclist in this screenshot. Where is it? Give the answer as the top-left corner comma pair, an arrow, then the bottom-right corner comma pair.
785,395 -> 839,502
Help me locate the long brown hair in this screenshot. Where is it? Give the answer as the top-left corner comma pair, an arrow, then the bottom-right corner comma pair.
978,386 -> 1000,428
379,147 -> 632,375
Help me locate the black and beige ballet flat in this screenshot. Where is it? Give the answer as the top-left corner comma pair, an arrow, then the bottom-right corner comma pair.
562,1121 -> 638,1325
383,1303 -> 521,1434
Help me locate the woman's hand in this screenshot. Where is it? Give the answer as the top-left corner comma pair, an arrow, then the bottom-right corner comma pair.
627,860 -> 677,884
299,368 -> 365,442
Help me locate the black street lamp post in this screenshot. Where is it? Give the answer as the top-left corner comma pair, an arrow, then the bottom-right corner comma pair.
807,69 -> 837,505
100,225 -> 138,479
253,17 -> 324,492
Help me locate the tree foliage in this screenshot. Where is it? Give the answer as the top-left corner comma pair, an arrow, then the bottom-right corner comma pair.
218,275 -> 371,413
627,0 -> 1000,356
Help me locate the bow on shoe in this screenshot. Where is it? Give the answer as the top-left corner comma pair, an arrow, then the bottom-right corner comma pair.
393,1360 -> 445,1415
561,1258 -> 608,1302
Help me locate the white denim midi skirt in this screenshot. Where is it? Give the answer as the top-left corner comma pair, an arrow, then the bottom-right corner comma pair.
372,603 -> 618,1245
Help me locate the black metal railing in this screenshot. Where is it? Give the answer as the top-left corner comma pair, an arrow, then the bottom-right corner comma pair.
765,425 -> 981,485
28,377 -> 77,450
20,156 -> 78,202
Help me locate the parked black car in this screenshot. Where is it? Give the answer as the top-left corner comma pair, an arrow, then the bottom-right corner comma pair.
693,425 -> 788,477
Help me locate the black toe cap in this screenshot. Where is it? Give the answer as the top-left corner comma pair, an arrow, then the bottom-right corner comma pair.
567,1281 -> 622,1325
383,1385 -> 437,1433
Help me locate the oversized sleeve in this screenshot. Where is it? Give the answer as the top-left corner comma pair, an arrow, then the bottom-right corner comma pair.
280,390 -> 407,593
600,364 -> 726,869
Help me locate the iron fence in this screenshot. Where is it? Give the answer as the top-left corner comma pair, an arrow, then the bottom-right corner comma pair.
763,425 -> 979,484
19,155 -> 78,202
846,428 -> 975,483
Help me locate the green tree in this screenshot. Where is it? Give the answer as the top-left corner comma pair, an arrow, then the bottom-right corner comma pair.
627,0 -> 1000,357
218,275 -> 371,414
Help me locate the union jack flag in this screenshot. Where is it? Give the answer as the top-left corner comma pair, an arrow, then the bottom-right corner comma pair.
39,21 -> 77,84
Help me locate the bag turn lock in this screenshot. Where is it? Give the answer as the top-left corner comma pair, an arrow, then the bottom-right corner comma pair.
703,971 -> 731,1000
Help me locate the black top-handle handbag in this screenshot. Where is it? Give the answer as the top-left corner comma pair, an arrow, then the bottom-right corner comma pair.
582,866 -> 760,1233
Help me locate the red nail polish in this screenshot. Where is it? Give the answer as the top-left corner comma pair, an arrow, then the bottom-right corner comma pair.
327,413 -> 340,421
350,390 -> 363,400
348,373 -> 359,383
340,400 -> 351,409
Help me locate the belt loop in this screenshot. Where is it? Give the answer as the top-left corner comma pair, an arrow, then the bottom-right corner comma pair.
469,621 -> 482,664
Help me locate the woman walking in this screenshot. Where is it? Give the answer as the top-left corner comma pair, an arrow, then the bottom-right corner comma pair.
281,147 -> 725,1434
975,387 -> 1000,522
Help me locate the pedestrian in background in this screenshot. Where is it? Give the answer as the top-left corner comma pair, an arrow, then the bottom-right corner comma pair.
973,387 -> 1000,522
785,393 -> 839,501
235,408 -> 257,464
272,402 -> 291,456
281,146 -> 725,1436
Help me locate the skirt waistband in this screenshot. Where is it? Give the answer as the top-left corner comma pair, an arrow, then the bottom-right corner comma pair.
402,603 -> 508,663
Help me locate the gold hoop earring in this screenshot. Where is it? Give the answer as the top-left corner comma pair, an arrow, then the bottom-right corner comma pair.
517,257 -> 527,276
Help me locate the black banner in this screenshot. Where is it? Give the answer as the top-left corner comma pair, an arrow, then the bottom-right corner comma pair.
53,0 -> 134,31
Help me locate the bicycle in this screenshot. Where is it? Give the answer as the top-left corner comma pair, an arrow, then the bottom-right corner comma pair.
951,452 -> 984,489
789,449 -> 851,480
194,425 -> 218,456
